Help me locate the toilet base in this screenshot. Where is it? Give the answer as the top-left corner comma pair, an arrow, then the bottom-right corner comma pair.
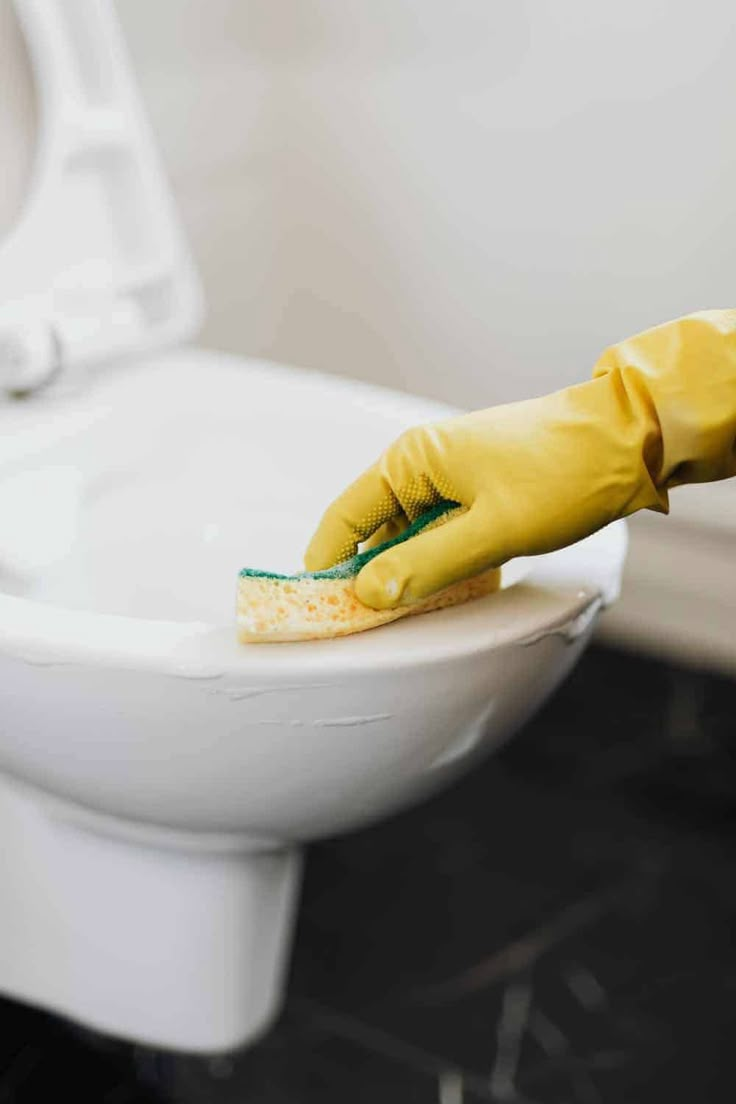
0,777 -> 302,1053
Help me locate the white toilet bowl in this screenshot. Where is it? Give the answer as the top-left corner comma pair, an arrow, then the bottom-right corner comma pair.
0,348 -> 627,1051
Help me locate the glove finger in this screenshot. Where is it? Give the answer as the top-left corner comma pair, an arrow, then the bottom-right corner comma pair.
361,513 -> 410,552
304,463 -> 401,571
355,504 -> 493,609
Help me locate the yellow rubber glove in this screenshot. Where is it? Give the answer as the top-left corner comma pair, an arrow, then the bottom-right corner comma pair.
305,310 -> 736,610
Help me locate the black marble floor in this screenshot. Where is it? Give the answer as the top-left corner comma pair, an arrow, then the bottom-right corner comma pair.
1,643 -> 736,1102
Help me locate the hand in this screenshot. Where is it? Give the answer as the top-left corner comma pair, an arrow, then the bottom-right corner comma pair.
306,311 -> 736,609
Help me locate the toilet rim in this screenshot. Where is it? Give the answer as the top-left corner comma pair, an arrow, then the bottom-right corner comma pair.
0,559 -> 613,681
0,350 -> 627,680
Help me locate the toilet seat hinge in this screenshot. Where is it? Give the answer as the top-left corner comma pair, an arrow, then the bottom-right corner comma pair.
0,297 -> 146,397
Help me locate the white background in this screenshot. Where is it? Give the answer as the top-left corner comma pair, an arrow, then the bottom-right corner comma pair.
116,0 -> 736,409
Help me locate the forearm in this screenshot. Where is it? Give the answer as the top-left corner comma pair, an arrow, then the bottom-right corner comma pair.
592,309 -> 736,495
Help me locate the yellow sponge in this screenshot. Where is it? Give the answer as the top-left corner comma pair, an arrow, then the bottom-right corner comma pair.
236,503 -> 500,643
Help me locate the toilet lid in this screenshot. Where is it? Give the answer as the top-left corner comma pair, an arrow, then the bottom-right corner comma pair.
0,0 -> 202,392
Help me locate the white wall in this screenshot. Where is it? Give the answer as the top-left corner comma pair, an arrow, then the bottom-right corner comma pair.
117,0 -> 736,408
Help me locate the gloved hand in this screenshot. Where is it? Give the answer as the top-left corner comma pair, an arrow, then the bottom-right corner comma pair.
305,310 -> 736,609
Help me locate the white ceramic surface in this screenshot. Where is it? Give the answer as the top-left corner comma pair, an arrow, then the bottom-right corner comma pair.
0,349 -> 624,843
0,348 -> 626,1050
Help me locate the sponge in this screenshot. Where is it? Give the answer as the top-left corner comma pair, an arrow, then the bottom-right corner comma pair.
237,503 -> 500,643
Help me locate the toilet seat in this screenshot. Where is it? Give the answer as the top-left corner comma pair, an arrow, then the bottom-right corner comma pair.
0,0 -> 201,393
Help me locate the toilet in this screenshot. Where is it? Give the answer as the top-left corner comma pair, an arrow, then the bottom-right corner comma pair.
0,0 -> 627,1054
